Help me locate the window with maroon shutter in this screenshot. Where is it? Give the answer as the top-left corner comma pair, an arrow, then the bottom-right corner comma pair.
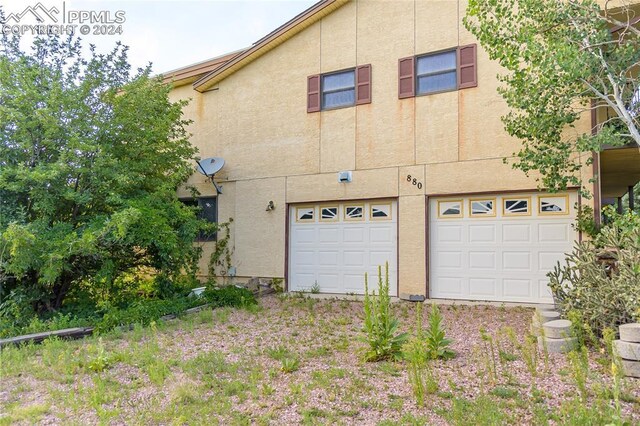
355,64 -> 372,105
398,56 -> 415,99
457,44 -> 477,89
400,45 -> 478,98
307,74 -> 321,113
308,66 -> 372,112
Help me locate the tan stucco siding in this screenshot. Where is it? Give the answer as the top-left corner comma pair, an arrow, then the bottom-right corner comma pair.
168,0 -> 595,294
398,195 -> 426,296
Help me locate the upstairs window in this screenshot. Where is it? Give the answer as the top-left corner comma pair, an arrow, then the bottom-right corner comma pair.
417,50 -> 457,95
399,44 -> 477,98
322,70 -> 355,109
307,65 -> 371,112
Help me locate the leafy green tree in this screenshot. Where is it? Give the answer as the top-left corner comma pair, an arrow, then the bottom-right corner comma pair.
0,31 -> 207,313
464,0 -> 640,193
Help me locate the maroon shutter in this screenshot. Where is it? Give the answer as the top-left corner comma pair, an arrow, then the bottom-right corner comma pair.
398,56 -> 415,99
307,74 -> 321,113
355,64 -> 372,105
458,44 -> 477,89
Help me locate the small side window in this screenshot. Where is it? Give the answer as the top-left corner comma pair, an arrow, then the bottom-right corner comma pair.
181,196 -> 218,241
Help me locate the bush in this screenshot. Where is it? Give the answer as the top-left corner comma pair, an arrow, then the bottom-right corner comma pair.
549,215 -> 640,337
203,285 -> 256,308
361,263 -> 408,362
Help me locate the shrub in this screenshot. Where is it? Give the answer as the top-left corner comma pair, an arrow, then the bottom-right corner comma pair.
203,285 -> 256,308
361,263 -> 408,362
549,216 -> 640,337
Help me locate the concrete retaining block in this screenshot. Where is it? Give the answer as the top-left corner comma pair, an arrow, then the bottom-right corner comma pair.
533,310 -> 561,324
621,359 -> 640,378
538,336 -> 578,353
614,340 -> 640,361
536,304 -> 556,312
619,323 -> 640,343
542,319 -> 573,339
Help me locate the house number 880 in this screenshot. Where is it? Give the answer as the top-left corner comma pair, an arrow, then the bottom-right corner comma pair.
406,175 -> 423,190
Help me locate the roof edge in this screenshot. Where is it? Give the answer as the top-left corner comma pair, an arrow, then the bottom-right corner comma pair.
193,0 -> 350,92
160,49 -> 247,87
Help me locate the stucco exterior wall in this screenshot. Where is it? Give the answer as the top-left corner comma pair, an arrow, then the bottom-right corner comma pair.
169,0 -> 594,295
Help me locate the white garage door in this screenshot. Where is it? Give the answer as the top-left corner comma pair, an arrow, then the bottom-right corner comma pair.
289,200 -> 397,295
429,192 -> 577,304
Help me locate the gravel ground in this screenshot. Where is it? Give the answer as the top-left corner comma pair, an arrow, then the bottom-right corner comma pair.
1,295 -> 639,425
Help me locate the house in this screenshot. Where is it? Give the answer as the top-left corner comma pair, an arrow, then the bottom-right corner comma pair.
164,0 -> 640,304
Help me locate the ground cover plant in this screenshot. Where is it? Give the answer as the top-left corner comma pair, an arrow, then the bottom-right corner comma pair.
1,295 -> 638,425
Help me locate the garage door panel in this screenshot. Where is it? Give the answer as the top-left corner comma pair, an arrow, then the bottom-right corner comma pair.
503,279 -> 532,298
469,251 -> 496,269
434,277 -> 464,296
502,224 -> 531,242
344,250 -> 365,267
502,251 -> 531,271
344,273 -> 368,292
343,227 -> 366,243
539,251 -> 566,269
294,250 -> 315,266
294,228 -> 316,243
538,223 -> 569,242
370,226 -> 393,243
539,280 -> 554,301
438,251 -> 463,268
469,278 -> 497,297
318,227 -> 340,243
290,200 -> 397,295
318,251 -> 339,266
293,273 -> 316,289
370,250 -> 394,266
317,273 -> 340,290
469,224 -> 496,243
430,192 -> 575,303
437,225 -> 463,242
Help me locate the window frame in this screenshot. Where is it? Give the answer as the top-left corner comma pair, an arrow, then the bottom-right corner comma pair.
502,196 -> 532,217
469,198 -> 497,217
415,49 -> 458,96
399,44 -> 477,99
538,194 -> 570,216
321,68 -> 356,111
181,196 -> 218,242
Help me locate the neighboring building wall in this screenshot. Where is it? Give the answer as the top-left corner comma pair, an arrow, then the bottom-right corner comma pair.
168,0 -> 594,293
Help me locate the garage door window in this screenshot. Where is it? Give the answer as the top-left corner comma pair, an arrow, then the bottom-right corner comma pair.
503,197 -> 530,216
438,200 -> 463,218
345,205 -> 364,221
320,206 -> 339,222
296,206 -> 315,222
470,198 -> 496,217
371,203 -> 392,220
539,195 -> 569,215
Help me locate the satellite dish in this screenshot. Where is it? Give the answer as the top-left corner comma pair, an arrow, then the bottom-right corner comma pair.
196,157 -> 225,176
195,157 -> 225,194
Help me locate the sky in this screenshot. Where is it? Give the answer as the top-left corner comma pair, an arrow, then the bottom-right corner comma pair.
1,0 -> 317,74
